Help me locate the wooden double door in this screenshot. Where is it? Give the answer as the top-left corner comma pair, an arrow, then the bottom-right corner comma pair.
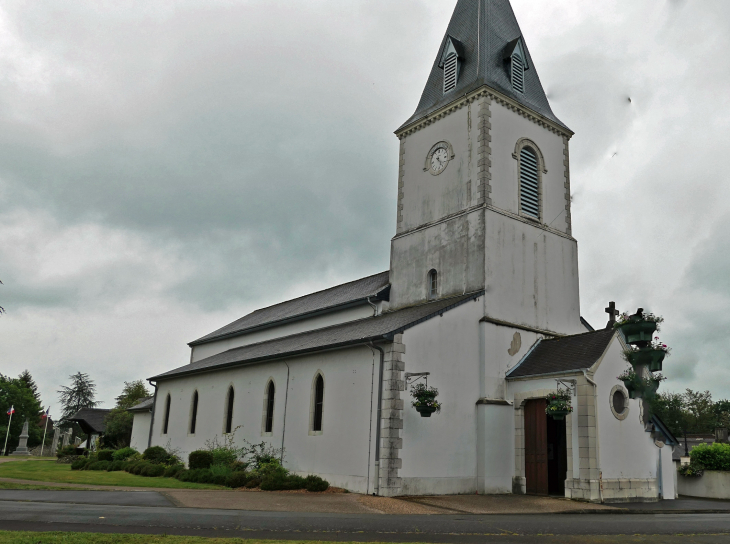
524,399 -> 567,496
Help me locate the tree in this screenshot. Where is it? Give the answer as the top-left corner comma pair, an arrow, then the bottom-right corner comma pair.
650,392 -> 687,437
683,389 -> 716,434
57,373 -> 99,437
18,370 -> 40,405
713,399 -> 730,429
102,380 -> 151,449
0,374 -> 42,453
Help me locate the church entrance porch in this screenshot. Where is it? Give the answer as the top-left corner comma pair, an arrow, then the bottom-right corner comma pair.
524,399 -> 567,496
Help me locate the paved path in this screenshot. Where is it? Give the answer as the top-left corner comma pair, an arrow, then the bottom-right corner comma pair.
0,500 -> 728,542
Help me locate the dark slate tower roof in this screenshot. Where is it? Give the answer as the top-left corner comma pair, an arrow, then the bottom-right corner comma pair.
398,0 -> 568,132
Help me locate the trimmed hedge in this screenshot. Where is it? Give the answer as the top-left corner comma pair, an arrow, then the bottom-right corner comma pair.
107,460 -> 125,472
142,446 -> 169,464
112,447 -> 138,462
690,443 -> 730,471
188,450 -> 214,470
304,475 -> 329,492
164,465 -> 184,478
86,461 -> 110,471
97,450 -> 114,462
71,458 -> 88,471
226,471 -> 249,489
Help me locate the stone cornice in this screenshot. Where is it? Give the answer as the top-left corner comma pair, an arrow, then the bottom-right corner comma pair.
395,85 -> 574,140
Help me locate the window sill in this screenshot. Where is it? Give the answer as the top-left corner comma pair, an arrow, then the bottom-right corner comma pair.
308,430 -> 324,436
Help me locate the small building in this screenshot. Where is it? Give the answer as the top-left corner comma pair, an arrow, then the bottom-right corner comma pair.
68,408 -> 111,450
128,397 -> 154,452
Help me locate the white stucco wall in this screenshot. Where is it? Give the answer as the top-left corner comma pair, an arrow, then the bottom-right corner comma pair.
484,209 -> 582,335
594,339 -> 659,481
398,298 -> 485,495
489,102 -> 569,234
130,412 -> 151,453
191,304 -> 375,362
151,345 -> 380,493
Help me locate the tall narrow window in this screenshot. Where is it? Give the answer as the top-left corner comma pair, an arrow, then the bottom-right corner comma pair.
265,381 -> 275,433
519,147 -> 540,220
511,53 -> 525,94
163,394 -> 171,435
225,387 -> 234,434
190,391 -> 199,434
443,53 -> 458,93
313,374 -> 324,432
428,269 -> 438,300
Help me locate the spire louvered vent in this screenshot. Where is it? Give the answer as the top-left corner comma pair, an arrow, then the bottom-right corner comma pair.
520,147 -> 539,219
511,53 -> 525,94
443,53 -> 458,93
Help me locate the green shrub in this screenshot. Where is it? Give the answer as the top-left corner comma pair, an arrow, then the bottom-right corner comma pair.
57,445 -> 77,459
164,465 -> 184,478
231,461 -> 248,472
690,443 -> 730,471
131,462 -> 148,475
225,471 -> 249,488
176,468 -> 214,484
188,450 -> 214,470
210,447 -> 238,467
87,461 -> 110,471
142,464 -> 165,477
678,463 -> 704,477
142,446 -> 169,464
245,478 -> 261,488
112,447 -> 138,462
304,474 -> 329,492
106,460 -> 125,472
71,458 -> 88,471
97,450 -> 114,462
210,464 -> 233,479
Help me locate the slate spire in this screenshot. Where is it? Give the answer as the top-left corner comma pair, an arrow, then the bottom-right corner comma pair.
399,0 -> 567,131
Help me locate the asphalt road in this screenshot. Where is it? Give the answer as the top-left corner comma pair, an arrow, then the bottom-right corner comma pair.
0,494 -> 729,543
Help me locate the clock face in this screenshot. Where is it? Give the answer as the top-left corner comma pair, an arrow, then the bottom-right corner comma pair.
426,142 -> 452,175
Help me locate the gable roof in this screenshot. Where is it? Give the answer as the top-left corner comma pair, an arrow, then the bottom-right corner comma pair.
68,408 -> 112,434
128,397 -> 154,413
189,271 -> 391,346
153,291 -> 483,381
507,328 -> 616,379
398,0 -> 569,133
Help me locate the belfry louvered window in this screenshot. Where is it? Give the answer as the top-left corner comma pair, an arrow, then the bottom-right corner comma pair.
443,53 -> 458,93
519,147 -> 540,219
511,53 -> 525,94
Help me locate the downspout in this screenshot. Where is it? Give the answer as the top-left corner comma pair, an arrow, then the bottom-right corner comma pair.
369,341 -> 385,496
280,361 -> 290,463
582,370 -> 602,503
146,381 -> 158,450
366,296 -> 378,316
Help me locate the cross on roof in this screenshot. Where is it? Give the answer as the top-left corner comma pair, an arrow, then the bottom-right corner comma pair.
605,301 -> 619,329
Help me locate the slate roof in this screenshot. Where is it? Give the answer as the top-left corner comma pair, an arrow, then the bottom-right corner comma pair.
398,0 -> 569,132
507,328 -> 616,379
68,408 -> 112,434
153,291 -> 483,381
189,271 -> 391,346
128,397 -> 153,413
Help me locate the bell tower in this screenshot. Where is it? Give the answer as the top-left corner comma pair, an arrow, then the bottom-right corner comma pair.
388,0 -> 582,335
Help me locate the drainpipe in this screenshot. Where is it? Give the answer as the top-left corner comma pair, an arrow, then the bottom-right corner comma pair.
280,362 -> 290,463
146,381 -> 158,450
369,342 -> 385,496
366,296 -> 378,316
582,370 -> 603,504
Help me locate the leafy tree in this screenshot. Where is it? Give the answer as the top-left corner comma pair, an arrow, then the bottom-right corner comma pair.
683,389 -> 716,434
0,374 -> 42,453
102,381 -> 151,449
57,373 -> 99,437
714,399 -> 730,429
649,392 -> 687,437
18,370 -> 40,404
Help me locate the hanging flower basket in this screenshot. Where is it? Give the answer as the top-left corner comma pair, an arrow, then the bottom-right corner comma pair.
411,383 -> 441,418
545,392 -> 573,420
614,310 -> 664,345
618,368 -> 666,399
624,339 -> 670,372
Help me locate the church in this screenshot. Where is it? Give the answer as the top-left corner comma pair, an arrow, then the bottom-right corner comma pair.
132,0 -> 678,502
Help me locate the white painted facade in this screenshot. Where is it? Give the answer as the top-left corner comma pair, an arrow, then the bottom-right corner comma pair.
129,411 -> 151,453
137,0 -> 677,503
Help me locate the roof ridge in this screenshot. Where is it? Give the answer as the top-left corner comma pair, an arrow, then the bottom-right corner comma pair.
540,327 -> 614,342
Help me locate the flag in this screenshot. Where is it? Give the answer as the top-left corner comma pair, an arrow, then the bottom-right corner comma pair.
6,406 -> 14,416
41,407 -> 50,419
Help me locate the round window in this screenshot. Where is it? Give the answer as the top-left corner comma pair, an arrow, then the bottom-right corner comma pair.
610,385 -> 629,420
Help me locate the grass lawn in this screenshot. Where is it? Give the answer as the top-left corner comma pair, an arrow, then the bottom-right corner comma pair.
0,534 -> 387,544
0,481 -> 93,490
0,461 -> 222,490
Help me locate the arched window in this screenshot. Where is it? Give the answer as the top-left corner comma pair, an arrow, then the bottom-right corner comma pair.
265,381 -> 275,434
190,391 -> 199,435
225,387 -> 234,434
511,51 -> 525,94
428,269 -> 438,300
519,147 -> 540,220
312,374 -> 324,432
163,394 -> 171,435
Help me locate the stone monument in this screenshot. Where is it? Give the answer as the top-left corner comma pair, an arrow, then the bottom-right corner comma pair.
10,419 -> 31,456
50,427 -> 60,456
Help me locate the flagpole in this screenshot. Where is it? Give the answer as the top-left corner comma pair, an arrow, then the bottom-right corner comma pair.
2,410 -> 13,456
40,409 -> 50,457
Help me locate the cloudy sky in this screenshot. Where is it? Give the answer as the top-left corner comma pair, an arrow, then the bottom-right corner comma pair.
1,0 -> 729,409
